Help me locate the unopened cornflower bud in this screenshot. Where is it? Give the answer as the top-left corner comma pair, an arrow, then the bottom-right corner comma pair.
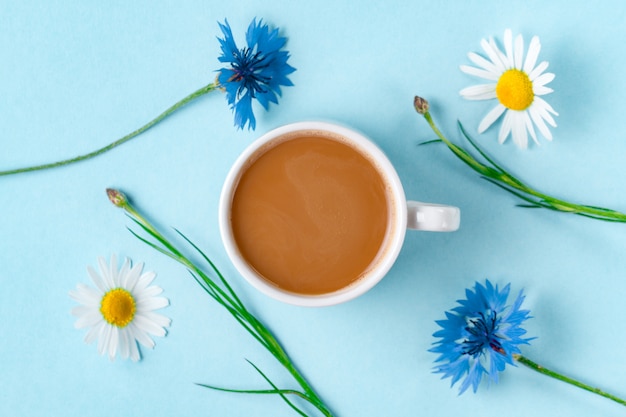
106,188 -> 128,208
414,96 -> 430,115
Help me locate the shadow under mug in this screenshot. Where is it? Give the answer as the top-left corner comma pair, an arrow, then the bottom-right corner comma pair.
219,121 -> 460,307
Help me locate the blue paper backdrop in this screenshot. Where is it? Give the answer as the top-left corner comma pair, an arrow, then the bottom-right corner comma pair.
2,1 -> 626,416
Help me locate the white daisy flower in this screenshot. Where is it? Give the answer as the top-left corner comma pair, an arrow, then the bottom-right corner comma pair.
460,29 -> 558,149
70,255 -> 171,361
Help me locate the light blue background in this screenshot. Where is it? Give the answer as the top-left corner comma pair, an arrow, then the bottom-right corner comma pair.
2,1 -> 626,416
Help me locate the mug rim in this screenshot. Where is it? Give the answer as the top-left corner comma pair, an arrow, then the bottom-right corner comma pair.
218,121 -> 408,307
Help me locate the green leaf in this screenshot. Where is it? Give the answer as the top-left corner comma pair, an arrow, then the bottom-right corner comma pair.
113,195 -> 334,416
420,113 -> 626,223
246,360 -> 310,417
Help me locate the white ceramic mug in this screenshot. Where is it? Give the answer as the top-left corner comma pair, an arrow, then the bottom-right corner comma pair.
219,122 -> 460,307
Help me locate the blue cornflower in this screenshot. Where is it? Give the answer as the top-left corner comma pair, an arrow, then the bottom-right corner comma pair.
217,18 -> 296,130
0,18 -> 294,176
430,280 -> 533,394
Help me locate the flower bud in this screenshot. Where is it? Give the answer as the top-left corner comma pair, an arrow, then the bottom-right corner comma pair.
413,96 -> 430,115
106,188 -> 128,207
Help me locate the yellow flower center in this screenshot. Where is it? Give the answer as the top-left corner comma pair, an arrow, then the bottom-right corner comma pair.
496,69 -> 534,110
100,288 -> 136,327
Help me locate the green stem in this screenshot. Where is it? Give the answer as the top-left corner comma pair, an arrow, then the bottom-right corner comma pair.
514,355 -> 626,407
420,110 -> 626,222
107,189 -> 334,417
0,82 -> 218,177
264,333 -> 332,416
195,383 -> 308,399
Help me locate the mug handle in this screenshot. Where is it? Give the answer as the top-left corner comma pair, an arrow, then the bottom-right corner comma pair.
406,201 -> 460,232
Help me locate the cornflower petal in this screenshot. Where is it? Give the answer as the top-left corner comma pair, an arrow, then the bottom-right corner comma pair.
216,18 -> 296,130
430,280 -> 533,394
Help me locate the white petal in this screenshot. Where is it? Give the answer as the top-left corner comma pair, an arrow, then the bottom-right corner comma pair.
129,340 -> 141,362
533,72 -> 555,88
117,258 -> 131,288
460,64 -> 499,80
74,310 -> 103,329
460,83 -> 497,100
489,36 -> 510,69
75,255 -> 167,361
478,103 -> 506,133
136,285 -> 164,299
510,111 -> 529,149
129,323 -> 157,348
98,257 -> 114,290
498,110 -> 514,144
528,61 -> 549,80
514,33 -> 524,69
134,271 -> 157,292
136,295 -> 169,311
467,52 -> 499,73
84,321 -> 104,344
109,255 -> 120,287
481,38 -> 506,72
133,315 -> 167,338
87,266 -> 107,293
523,110 -> 539,145
534,97 -> 558,124
119,328 -> 130,359
503,29 -> 514,69
545,101 -> 559,116
69,284 -> 101,306
97,324 -> 111,356
71,304 -> 91,318
141,311 -> 171,328
125,262 -> 144,292
534,85 -> 554,95
523,36 -> 541,74
109,326 -> 119,359
528,104 -> 553,140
